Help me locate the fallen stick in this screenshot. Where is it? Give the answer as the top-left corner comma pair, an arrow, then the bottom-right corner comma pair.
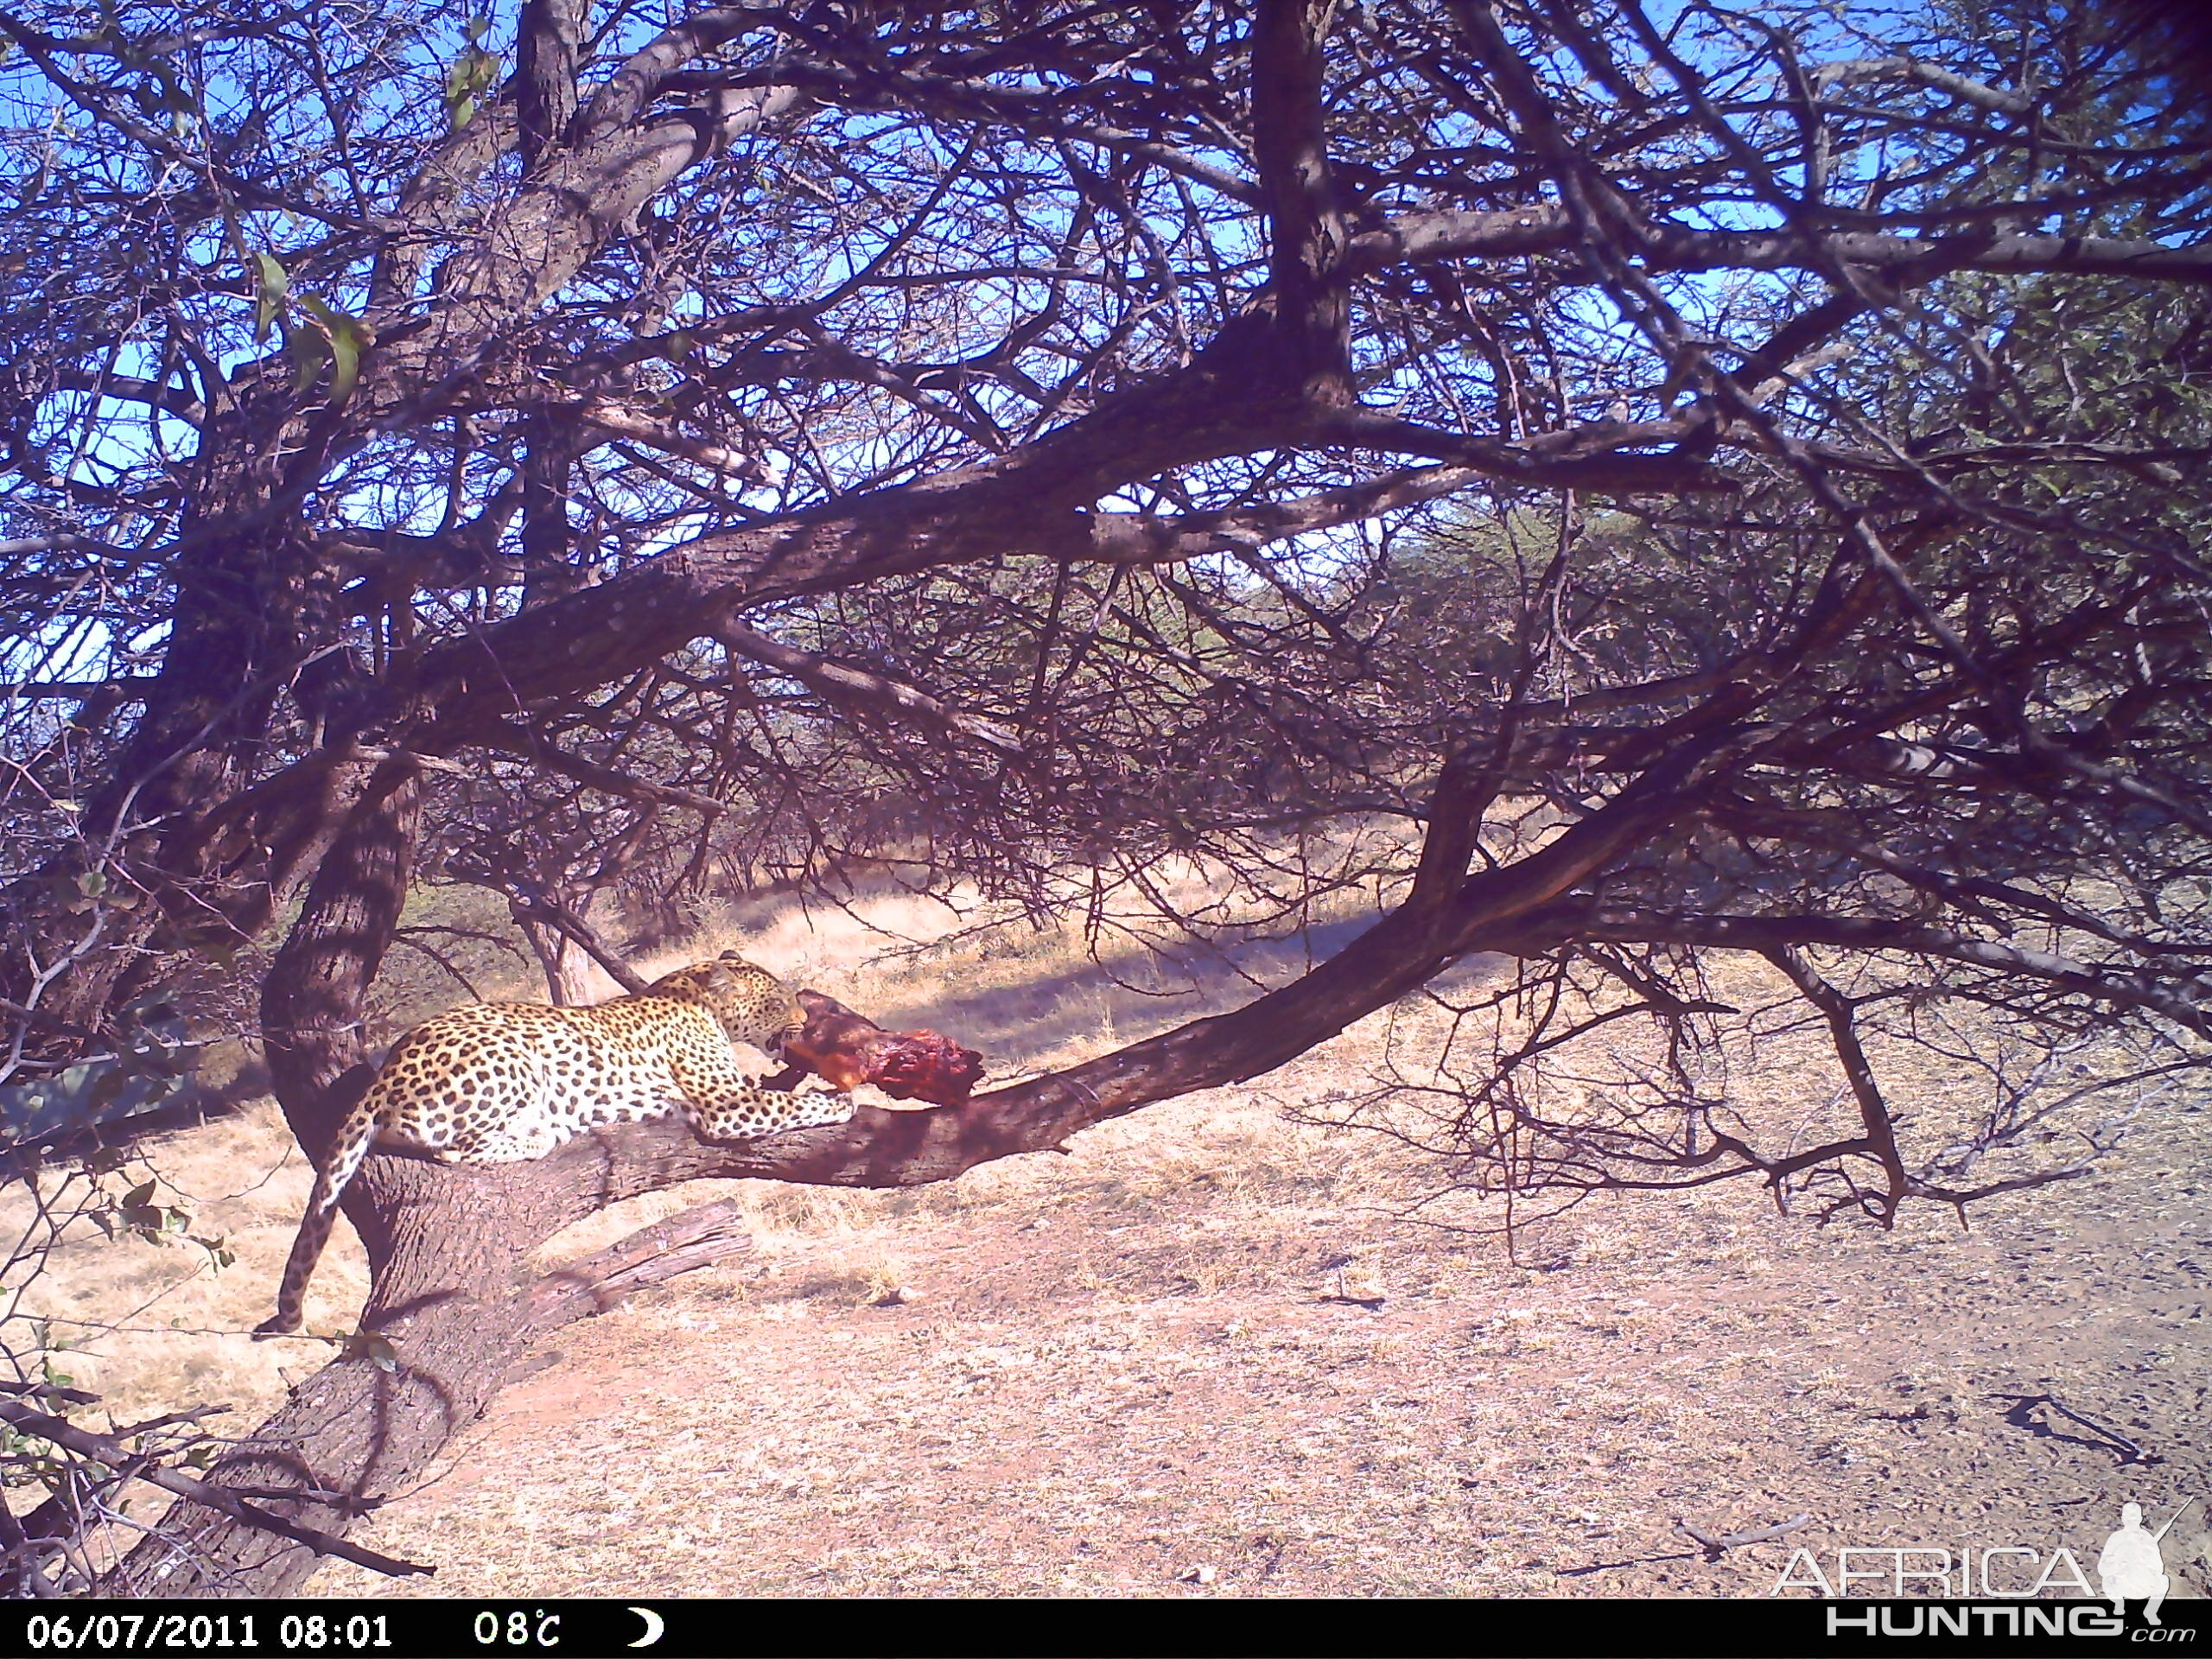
1676,1514 -> 1813,1556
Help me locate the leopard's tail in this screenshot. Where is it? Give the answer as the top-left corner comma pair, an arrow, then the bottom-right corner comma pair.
254,1093 -> 381,1338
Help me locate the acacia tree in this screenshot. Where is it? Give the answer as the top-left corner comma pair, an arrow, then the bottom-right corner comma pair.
1,0 -> 2208,1594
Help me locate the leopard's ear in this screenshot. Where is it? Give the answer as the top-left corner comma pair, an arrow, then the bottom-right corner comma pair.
718,949 -> 745,963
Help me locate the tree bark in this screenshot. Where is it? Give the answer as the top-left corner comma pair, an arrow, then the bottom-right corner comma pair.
40,0 -> 2201,1599
100,735 -> 1721,1594
105,1166 -> 749,1595
512,901 -> 598,1006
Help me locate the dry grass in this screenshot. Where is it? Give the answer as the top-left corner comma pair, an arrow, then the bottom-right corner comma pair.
0,1098 -> 360,1433
1,871 -> 1381,1429
5,875 -> 2209,1599
302,1085 -> 2212,1599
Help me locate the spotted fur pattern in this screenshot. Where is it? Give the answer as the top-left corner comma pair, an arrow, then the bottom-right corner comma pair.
257,953 -> 847,1336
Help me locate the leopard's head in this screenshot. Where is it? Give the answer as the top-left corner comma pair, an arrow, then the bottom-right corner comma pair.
647,952 -> 805,1058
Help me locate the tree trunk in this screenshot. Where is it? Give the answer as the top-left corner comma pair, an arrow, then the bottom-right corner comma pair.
3,480 -> 342,1064
99,747 -> 1713,1594
512,901 -> 598,1006
106,1163 -> 754,1594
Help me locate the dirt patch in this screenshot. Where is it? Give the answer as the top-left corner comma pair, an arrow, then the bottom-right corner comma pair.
15,890 -> 2207,1598
306,1084 -> 2212,1598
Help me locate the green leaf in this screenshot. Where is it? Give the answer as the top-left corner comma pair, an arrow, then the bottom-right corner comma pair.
297,296 -> 366,406
340,1328 -> 402,1374
442,33 -> 499,132
287,321 -> 329,394
118,1175 -> 168,1237
76,868 -> 107,896
327,321 -> 362,404
251,251 -> 288,344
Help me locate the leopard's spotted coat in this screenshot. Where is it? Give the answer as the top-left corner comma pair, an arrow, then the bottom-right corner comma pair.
257,953 -> 844,1335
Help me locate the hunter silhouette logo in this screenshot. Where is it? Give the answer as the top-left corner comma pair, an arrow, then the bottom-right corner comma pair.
2099,1497 -> 2196,1627
1769,1492 -> 2203,1611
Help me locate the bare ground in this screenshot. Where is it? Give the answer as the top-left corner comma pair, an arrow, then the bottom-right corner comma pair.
304,1073 -> 2211,1599
12,885 -> 2210,1599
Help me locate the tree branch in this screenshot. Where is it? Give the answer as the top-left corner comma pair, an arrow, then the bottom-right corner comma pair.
714,620 -> 1023,754
1249,0 -> 1355,403
1554,906 -> 2212,1037
1346,206 -> 2212,287
524,1198 -> 753,1327
0,1400 -> 431,1580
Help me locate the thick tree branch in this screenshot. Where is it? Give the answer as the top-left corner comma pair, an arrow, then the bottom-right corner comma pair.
524,1198 -> 753,1325
500,878 -> 652,995
515,0 -> 588,169
1763,944 -> 1911,1221
388,433 -> 1725,740
1250,0 -> 1355,403
1346,205 -> 2212,287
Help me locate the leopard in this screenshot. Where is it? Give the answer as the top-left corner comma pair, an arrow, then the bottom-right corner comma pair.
256,951 -> 849,1337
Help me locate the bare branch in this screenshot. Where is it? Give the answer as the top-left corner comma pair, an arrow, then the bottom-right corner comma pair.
0,1400 -> 432,1580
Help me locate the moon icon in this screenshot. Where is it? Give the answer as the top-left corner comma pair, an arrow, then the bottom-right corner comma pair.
627,1606 -> 665,1648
